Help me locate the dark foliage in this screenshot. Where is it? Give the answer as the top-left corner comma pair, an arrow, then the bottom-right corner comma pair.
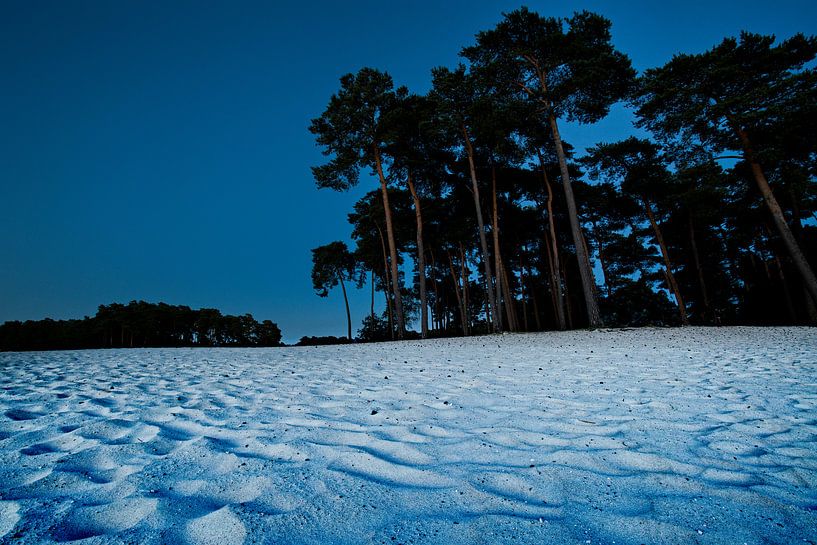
0,301 -> 282,352
295,336 -> 352,346
309,8 -> 816,337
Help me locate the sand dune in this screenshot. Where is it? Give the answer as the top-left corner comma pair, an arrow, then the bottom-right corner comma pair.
1,327 -> 815,544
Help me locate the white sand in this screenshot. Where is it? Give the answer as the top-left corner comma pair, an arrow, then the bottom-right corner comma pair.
0,327 -> 815,544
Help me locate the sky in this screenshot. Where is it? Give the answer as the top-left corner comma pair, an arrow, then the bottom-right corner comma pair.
1,0 -> 815,343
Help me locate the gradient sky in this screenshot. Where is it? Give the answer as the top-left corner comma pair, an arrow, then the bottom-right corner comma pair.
1,0 -> 815,342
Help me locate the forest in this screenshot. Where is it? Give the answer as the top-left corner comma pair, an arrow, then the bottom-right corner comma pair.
310,7 -> 817,341
0,301 -> 282,351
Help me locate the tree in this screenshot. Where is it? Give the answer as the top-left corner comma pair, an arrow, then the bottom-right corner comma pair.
463,8 -> 636,327
383,93 -> 446,338
430,65 -> 501,331
310,68 -> 408,337
633,32 -> 817,306
311,241 -> 357,340
583,137 -> 690,325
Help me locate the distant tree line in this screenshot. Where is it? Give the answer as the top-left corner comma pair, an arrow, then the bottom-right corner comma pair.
0,301 -> 282,351
310,7 -> 817,340
295,335 -> 352,346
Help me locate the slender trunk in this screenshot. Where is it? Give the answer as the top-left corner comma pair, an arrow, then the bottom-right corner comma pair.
373,146 -> 405,338
430,249 -> 441,333
447,250 -> 468,336
459,243 -> 471,333
370,270 -> 375,320
688,215 -> 711,321
547,113 -> 602,327
538,153 -> 567,330
501,259 -> 517,331
377,224 -> 395,340
407,172 -> 428,338
542,227 -> 560,327
643,198 -> 689,325
462,124 -> 499,332
338,273 -> 352,340
562,257 -> 574,329
733,125 -> 817,305
491,166 -> 504,332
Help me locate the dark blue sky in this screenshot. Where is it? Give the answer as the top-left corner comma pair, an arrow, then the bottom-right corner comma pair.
2,0 -> 814,342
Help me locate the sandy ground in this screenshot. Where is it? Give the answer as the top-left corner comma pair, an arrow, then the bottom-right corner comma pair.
0,327 -> 815,544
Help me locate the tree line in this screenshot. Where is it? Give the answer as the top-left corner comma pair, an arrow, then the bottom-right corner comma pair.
310,7 -> 817,341
0,301 -> 282,351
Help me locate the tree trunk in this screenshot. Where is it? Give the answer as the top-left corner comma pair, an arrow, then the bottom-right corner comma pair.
538,154 -> 567,330
688,215 -> 711,321
733,125 -> 817,305
459,243 -> 471,334
377,224 -> 395,340
338,273 -> 352,340
370,270 -> 375,320
462,124 -> 499,332
547,113 -> 602,327
373,146 -> 406,338
562,257 -> 574,329
430,249 -> 441,334
447,250 -> 468,336
501,259 -> 517,331
491,166 -> 505,332
542,228 -> 561,328
407,172 -> 428,338
644,199 -> 689,325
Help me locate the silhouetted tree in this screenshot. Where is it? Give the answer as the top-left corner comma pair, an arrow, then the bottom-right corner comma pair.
311,241 -> 357,340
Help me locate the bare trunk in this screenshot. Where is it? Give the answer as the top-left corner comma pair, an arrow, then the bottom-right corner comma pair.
538,154 -> 567,330
377,224 -> 395,340
733,125 -> 817,306
430,250 -> 441,333
374,146 -> 405,338
491,167 -> 504,332
501,259 -> 517,331
462,124 -> 499,332
370,270 -> 375,320
547,113 -> 602,327
447,250 -> 468,336
542,228 -> 561,328
459,243 -> 471,333
562,257 -> 574,329
644,199 -> 689,325
688,215 -> 711,321
407,172 -> 428,338
338,273 -> 352,340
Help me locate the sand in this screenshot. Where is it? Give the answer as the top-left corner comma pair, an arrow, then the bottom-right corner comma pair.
1,327 -> 815,544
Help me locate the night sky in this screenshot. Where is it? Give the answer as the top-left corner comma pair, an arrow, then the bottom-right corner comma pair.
2,0 -> 814,342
